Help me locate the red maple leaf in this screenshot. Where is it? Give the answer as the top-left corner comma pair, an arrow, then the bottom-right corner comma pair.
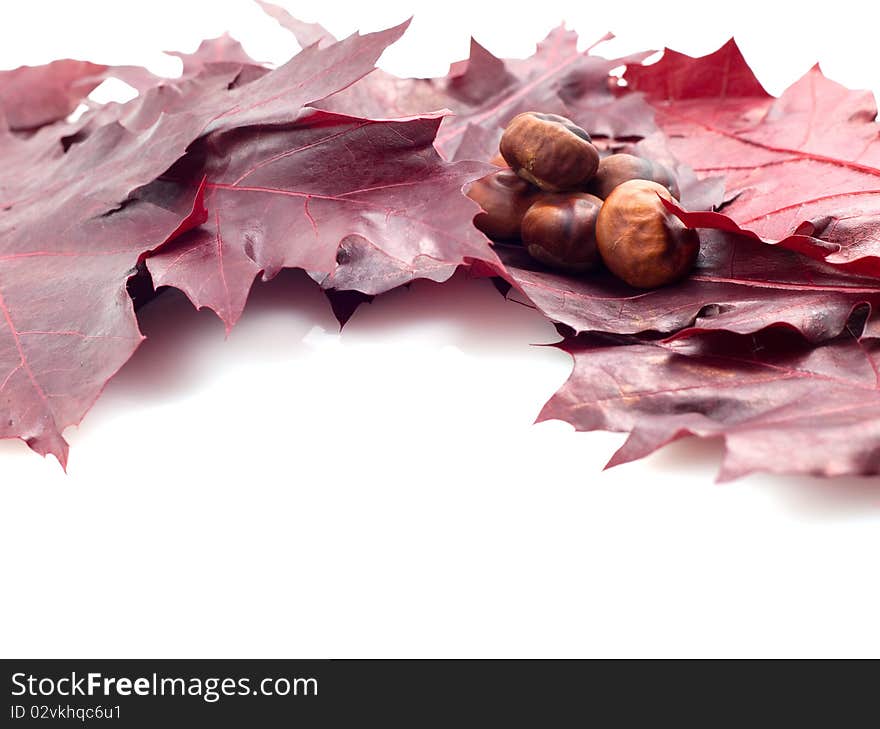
627,39 -> 880,274
1,22 -> 414,464
144,110 -> 497,330
541,328 -> 880,481
258,3 -> 656,160
495,228 -> 880,343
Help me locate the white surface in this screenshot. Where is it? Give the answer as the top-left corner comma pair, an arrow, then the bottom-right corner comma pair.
2,0 -> 880,659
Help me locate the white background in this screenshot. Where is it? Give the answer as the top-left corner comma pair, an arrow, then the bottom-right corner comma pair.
2,0 -> 880,658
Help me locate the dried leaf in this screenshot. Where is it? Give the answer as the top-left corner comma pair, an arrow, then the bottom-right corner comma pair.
1,22 -> 413,462
309,25 -> 656,159
496,228 -> 880,342
541,328 -> 880,481
145,110 -> 497,329
0,135 -> 206,466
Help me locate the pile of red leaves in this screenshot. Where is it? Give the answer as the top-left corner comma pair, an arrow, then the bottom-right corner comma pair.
4,3 -> 880,480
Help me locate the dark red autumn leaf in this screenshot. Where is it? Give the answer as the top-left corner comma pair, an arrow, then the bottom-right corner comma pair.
145,109 -> 498,330
250,11 -> 668,325
0,126 -> 206,466
308,238 -> 461,327
32,21 -> 401,172
314,235 -> 459,297
1,23 -> 415,463
0,35 -> 268,178
626,40 -> 880,274
263,8 -> 657,160
426,27 -> 655,159
495,226 -> 880,342
15,20 -> 406,151
0,66 -> 247,210
315,37 -> 518,145
625,38 -> 770,104
186,21 -> 410,134
0,40 -> 234,467
256,2 -> 458,121
540,327 -> 880,481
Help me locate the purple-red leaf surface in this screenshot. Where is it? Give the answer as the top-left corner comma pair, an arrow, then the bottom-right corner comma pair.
1,19 -> 418,463
495,229 -> 880,342
145,110 -> 497,330
541,329 -> 880,481
302,24 -> 657,160
0,144 -> 206,466
627,40 -> 880,274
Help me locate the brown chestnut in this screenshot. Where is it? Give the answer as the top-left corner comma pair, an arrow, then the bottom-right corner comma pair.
589,153 -> 680,200
499,112 -> 600,192
489,152 -> 508,167
521,193 -> 603,273
596,179 -> 699,288
466,169 -> 539,241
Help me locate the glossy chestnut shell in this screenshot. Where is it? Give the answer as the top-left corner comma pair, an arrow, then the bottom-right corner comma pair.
499,112 -> 600,192
521,192 -> 603,273
589,153 -> 680,200
466,169 -> 538,241
596,179 -> 699,288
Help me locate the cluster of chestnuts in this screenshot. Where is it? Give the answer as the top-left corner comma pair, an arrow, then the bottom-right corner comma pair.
467,112 -> 699,288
